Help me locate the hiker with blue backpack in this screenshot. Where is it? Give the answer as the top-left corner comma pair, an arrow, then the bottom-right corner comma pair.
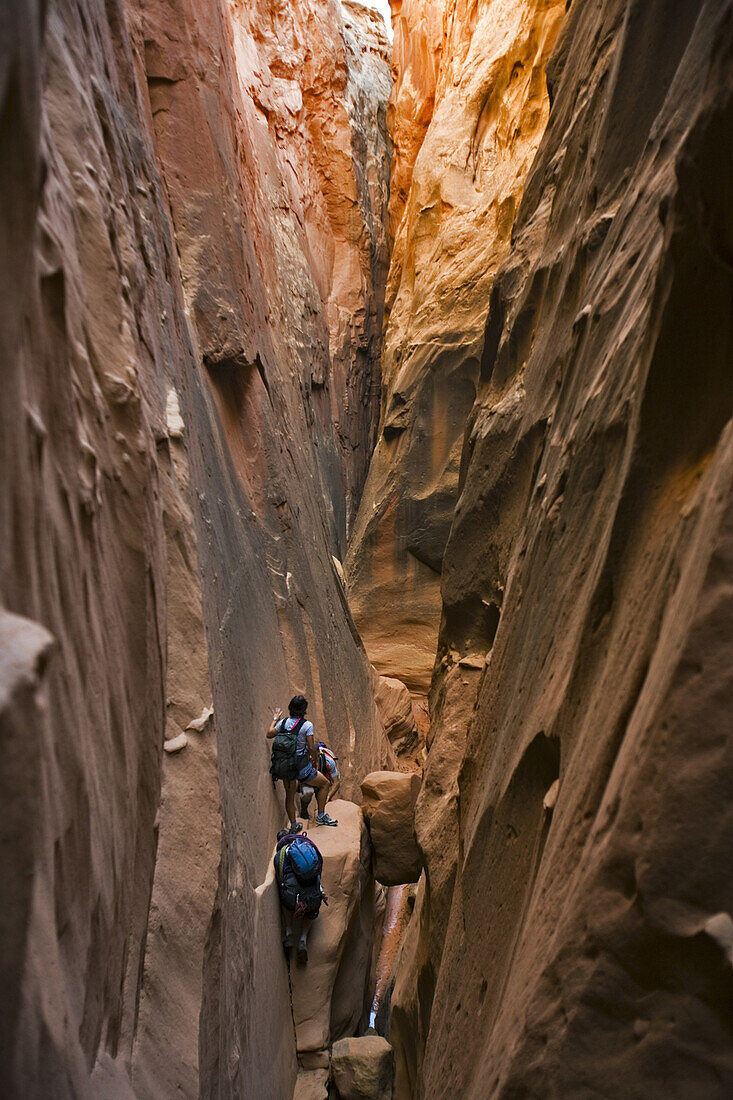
267,695 -> 338,831
274,829 -> 325,964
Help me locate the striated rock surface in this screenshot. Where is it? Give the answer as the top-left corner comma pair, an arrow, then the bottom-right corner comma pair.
131,438 -> 219,1098
390,1 -> 733,1097
347,0 -> 564,691
133,0 -> 392,544
0,1 -> 392,1097
1,2 -> 214,1092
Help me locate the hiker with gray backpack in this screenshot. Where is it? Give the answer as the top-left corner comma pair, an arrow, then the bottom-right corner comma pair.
267,695 -> 338,831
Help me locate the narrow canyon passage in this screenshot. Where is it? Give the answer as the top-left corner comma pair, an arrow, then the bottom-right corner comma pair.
1,1 -> 732,1099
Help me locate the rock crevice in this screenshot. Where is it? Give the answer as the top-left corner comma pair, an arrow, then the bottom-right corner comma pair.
3,1 -> 733,1098
0,1 -> 393,1096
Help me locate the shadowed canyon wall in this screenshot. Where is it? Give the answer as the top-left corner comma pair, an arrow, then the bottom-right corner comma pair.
3,0 -> 733,1097
0,0 -> 392,1096
347,0 -> 565,693
387,0 -> 733,1096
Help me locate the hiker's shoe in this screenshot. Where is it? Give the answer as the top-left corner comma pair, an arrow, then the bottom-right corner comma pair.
296,941 -> 308,965
289,821 -> 303,833
315,812 -> 338,827
282,931 -> 294,952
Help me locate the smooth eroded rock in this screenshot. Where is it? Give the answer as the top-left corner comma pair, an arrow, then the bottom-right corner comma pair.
1,0 -> 392,1095
361,773 -> 422,886
346,0 -> 565,692
390,2 -> 733,1098
290,801 -> 377,1053
370,669 -> 420,759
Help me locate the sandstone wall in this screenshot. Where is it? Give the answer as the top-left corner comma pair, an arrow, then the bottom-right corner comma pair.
387,0 -> 446,240
0,0 -> 392,1096
391,1 -> 733,1096
347,0 -> 564,692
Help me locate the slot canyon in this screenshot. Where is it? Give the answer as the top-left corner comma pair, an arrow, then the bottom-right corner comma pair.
1,0 -> 732,1097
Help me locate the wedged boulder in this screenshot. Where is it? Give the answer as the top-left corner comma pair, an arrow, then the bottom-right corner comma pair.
361,773 -> 422,887
331,1035 -> 394,1100
290,800 -> 377,1054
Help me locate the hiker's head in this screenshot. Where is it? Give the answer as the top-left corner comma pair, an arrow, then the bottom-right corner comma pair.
289,695 -> 308,717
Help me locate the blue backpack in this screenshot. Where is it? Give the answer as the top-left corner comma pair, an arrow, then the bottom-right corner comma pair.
285,836 -> 322,883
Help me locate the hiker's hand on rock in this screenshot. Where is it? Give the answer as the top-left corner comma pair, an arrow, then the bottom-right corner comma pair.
273,707 -> 283,721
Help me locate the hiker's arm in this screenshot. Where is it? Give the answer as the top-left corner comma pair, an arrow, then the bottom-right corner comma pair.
307,731 -> 318,765
267,708 -> 283,738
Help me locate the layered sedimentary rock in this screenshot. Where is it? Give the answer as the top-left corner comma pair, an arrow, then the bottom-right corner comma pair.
347,0 -> 564,691
0,1 -> 392,1097
391,1 -> 733,1096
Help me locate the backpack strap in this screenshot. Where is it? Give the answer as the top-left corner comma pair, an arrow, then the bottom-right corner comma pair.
276,845 -> 288,883
278,715 -> 306,738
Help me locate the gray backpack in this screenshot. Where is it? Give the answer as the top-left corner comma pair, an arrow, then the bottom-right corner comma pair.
270,717 -> 305,782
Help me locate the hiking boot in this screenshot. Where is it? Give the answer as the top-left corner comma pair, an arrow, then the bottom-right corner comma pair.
282,931 -> 294,952
315,812 -> 338,827
289,821 -> 303,833
296,941 -> 308,965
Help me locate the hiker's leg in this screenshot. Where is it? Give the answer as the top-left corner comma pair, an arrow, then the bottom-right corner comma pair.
284,780 -> 297,824
298,917 -> 312,948
300,786 -> 313,818
281,904 -> 294,947
296,916 -> 312,963
310,770 -> 330,814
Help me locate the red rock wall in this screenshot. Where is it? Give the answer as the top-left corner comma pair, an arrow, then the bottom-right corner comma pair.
387,0 -> 446,240
347,0 -> 564,693
133,0 -> 392,544
0,0 -> 392,1096
390,1 -> 733,1096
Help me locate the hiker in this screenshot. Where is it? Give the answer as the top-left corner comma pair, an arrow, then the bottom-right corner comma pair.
274,829 -> 325,964
268,695 -> 338,828
299,742 -> 339,820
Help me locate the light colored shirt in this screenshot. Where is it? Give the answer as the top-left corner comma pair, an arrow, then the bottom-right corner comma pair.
279,716 -> 314,757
